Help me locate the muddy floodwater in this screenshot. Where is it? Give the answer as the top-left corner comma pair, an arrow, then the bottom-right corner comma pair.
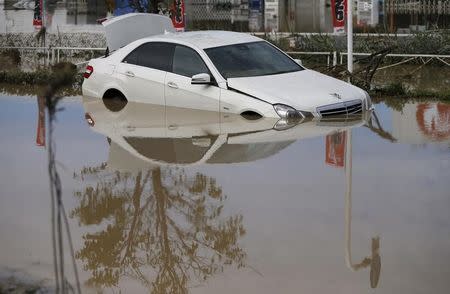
0,95 -> 449,293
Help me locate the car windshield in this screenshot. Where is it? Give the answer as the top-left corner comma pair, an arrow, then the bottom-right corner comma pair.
204,41 -> 303,79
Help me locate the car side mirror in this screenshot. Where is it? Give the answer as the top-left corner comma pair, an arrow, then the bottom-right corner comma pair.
294,59 -> 303,66
191,73 -> 211,85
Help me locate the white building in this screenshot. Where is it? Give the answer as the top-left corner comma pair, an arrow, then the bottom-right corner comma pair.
264,0 -> 279,31
186,0 -> 249,24
357,0 -> 379,26
278,0 -> 334,33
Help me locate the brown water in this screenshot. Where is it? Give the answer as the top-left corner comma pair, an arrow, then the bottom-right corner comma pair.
0,95 -> 449,293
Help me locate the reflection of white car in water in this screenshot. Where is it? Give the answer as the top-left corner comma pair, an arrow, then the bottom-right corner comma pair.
83,97 -> 370,169
82,13 -> 372,120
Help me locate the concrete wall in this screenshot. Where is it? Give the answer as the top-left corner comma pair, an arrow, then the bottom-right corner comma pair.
279,0 -> 333,33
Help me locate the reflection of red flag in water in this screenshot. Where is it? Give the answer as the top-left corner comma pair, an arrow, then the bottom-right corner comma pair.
416,103 -> 450,142
36,96 -> 46,147
170,0 -> 185,31
326,131 -> 346,168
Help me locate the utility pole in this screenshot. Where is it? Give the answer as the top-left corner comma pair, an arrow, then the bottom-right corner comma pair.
347,0 -> 353,74
344,129 -> 381,288
344,130 -> 353,269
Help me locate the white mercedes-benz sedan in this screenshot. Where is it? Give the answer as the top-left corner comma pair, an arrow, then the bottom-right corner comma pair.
82,13 -> 372,120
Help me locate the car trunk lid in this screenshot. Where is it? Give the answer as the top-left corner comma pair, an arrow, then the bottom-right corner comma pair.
103,13 -> 176,52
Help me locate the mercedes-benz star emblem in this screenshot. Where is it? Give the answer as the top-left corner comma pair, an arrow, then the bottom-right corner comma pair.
330,93 -> 342,100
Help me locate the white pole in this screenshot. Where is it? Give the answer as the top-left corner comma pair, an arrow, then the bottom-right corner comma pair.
344,129 -> 354,270
347,0 -> 353,73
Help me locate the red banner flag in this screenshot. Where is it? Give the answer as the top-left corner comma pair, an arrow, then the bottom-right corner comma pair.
332,0 -> 347,34
33,0 -> 43,28
325,131 -> 346,168
171,0 -> 185,32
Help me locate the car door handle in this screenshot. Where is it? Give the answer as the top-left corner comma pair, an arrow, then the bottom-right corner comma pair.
167,81 -> 178,89
124,71 -> 135,77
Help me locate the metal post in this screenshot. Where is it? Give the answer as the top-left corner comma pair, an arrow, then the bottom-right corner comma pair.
347,0 -> 353,74
344,128 -> 382,288
345,130 -> 353,269
333,51 -> 338,66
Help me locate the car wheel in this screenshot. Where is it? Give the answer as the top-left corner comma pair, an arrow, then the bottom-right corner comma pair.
103,95 -> 127,112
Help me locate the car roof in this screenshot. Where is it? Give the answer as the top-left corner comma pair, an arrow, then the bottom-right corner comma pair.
142,30 -> 262,49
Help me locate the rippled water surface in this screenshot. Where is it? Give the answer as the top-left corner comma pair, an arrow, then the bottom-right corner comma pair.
0,95 -> 449,293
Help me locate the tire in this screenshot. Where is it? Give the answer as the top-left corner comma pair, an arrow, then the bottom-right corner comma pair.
103,95 -> 127,112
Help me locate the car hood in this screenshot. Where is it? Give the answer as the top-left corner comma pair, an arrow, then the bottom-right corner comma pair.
227,69 -> 365,113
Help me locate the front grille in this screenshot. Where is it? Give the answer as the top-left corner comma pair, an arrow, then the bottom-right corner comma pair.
317,115 -> 363,125
317,99 -> 363,117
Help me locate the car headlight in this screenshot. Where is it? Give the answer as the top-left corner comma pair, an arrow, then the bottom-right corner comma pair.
274,119 -> 297,131
274,104 -> 302,119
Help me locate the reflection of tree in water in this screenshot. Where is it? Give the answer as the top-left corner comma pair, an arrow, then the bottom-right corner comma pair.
71,166 -> 246,292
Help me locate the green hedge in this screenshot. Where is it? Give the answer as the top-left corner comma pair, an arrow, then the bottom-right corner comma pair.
0,62 -> 83,87
265,30 -> 450,55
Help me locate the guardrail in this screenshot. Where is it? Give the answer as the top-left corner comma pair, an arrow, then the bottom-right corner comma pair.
250,32 -> 420,38
286,51 -> 450,68
1,46 -> 450,69
0,46 -> 106,67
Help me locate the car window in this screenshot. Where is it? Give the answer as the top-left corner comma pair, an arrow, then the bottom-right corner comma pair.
123,42 -> 175,72
205,41 -> 303,79
123,48 -> 138,64
172,45 -> 210,78
207,141 -> 294,164
124,137 -> 215,164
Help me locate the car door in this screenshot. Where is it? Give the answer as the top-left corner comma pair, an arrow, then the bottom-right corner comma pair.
115,42 -> 175,105
165,44 -> 221,136
122,136 -> 218,165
